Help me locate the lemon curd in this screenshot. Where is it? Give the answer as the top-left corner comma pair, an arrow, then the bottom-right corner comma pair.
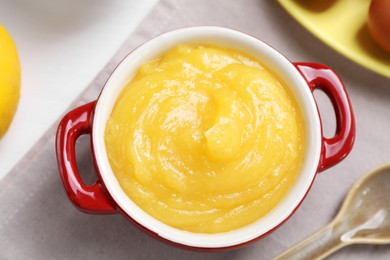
105,45 -> 305,233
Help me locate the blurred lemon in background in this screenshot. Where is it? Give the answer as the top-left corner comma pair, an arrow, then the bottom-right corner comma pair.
0,25 -> 20,139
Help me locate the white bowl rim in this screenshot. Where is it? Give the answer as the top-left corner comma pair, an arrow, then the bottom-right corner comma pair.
92,26 -> 322,248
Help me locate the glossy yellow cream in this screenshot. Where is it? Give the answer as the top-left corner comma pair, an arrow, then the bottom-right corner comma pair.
105,45 -> 305,233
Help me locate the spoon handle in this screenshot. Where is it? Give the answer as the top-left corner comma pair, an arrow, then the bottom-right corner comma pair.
274,222 -> 347,260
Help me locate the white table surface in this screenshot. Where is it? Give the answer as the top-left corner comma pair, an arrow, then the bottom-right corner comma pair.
0,0 -> 159,180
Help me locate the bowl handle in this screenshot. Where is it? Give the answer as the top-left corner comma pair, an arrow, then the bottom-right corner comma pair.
56,101 -> 117,214
294,62 -> 355,172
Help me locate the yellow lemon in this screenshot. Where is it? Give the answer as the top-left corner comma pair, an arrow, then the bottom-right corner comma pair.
0,25 -> 20,139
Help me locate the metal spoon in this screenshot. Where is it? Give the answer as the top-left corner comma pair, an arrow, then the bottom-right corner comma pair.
275,164 -> 390,260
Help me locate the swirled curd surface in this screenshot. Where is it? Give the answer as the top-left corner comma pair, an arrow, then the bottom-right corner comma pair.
105,45 -> 305,233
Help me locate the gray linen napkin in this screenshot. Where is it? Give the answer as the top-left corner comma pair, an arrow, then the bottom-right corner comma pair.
1,0 -> 390,259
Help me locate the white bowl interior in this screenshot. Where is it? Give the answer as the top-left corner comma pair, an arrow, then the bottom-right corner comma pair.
93,26 -> 322,248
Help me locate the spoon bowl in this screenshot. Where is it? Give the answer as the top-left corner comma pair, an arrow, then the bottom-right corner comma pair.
275,164 -> 390,259
337,164 -> 390,244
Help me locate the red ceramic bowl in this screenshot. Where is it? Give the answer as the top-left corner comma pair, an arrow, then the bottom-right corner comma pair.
56,26 -> 355,251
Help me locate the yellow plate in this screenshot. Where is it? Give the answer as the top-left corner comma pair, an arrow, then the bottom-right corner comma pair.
278,0 -> 390,78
